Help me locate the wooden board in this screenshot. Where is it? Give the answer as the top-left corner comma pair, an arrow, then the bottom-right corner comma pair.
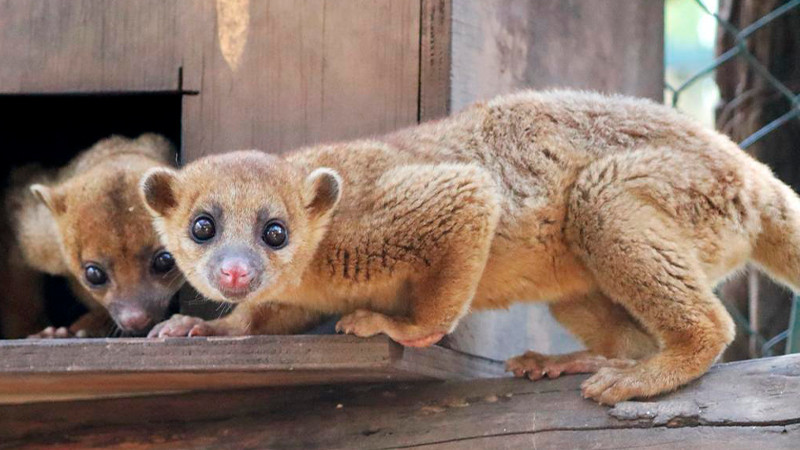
0,0 -> 192,94
1,354 -> 797,448
181,0 -> 422,159
0,335 -> 503,404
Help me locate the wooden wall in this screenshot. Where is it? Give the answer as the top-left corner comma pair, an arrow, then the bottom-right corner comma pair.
0,0 -> 427,158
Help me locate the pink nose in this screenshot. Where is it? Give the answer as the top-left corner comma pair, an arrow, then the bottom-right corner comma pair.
117,309 -> 152,331
219,259 -> 252,289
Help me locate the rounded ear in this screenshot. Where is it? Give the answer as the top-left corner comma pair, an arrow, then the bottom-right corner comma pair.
139,167 -> 180,217
30,184 -> 66,215
135,133 -> 177,166
303,168 -> 342,219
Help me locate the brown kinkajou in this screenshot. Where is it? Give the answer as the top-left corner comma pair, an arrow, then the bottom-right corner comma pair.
3,134 -> 185,337
141,90 -> 800,405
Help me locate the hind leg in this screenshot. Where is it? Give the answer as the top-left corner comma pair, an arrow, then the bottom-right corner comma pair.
506,292 -> 656,380
567,165 -> 735,405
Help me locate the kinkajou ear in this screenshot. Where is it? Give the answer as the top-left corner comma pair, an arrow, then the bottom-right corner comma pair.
30,184 -> 66,216
303,168 -> 342,219
139,167 -> 181,217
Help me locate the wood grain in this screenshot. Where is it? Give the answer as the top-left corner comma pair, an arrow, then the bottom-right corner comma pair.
0,0 -> 190,93
181,0 -> 422,160
0,335 -> 503,403
1,354 -> 797,448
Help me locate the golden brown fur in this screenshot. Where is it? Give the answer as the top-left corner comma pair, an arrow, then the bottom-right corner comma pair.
142,90 -> 799,404
4,134 -> 184,337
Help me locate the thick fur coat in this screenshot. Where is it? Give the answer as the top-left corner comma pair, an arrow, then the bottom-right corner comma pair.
142,91 -> 799,404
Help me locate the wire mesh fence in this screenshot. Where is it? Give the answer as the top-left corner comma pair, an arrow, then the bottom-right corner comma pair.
665,0 -> 800,357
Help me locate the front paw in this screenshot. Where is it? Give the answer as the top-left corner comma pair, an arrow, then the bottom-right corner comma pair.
505,351 -> 553,381
28,326 -> 87,339
148,314 -> 218,338
335,309 -> 384,338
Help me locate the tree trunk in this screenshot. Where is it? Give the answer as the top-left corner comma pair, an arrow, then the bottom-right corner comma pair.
716,0 -> 800,360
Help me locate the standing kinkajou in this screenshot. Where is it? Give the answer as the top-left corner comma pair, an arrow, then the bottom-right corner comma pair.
3,134 -> 185,337
141,90 -> 800,404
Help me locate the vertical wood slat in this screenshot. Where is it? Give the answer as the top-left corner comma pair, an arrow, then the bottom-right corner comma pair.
181,0 -> 421,160
418,0 -> 452,122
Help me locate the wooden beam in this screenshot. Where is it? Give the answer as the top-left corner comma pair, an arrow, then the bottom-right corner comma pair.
0,335 -> 503,403
1,354 -> 797,448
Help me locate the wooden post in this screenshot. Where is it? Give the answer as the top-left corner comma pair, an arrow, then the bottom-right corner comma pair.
444,0 -> 665,360
788,296 -> 800,354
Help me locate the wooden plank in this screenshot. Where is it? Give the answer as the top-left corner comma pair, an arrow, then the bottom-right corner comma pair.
419,0 -> 452,121
444,0 -> 665,361
450,0 -> 665,112
1,354 -> 797,448
429,425 -> 800,450
181,0 -> 421,160
0,0 -> 192,94
0,335 -> 503,403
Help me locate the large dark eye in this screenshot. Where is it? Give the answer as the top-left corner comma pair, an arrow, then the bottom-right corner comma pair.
262,221 -> 288,249
152,251 -> 175,273
85,264 -> 108,286
192,215 -> 216,242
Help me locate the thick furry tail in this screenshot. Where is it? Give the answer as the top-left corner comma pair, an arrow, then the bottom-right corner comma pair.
751,176 -> 800,292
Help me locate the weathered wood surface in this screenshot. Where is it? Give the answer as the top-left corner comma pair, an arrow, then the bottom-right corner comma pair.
1,354 -> 797,449
0,335 -> 502,404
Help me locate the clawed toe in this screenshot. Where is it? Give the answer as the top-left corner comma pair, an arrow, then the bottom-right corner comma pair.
148,315 -> 212,338
28,326 -> 73,339
581,366 -> 649,405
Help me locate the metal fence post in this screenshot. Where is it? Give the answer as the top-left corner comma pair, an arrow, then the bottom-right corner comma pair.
787,295 -> 800,354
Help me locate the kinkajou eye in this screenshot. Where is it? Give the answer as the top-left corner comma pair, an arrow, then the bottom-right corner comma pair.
262,221 -> 288,249
152,251 -> 176,273
191,215 -> 216,242
84,264 -> 108,286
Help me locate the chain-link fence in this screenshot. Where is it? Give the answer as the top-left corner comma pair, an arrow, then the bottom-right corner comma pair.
665,0 -> 800,357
